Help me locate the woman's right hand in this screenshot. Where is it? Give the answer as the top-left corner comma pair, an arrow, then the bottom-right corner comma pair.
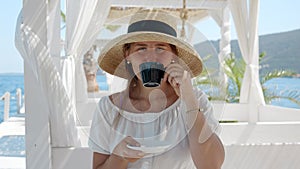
112,136 -> 145,163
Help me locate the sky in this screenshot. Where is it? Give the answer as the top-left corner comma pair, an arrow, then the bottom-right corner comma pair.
0,0 -> 299,73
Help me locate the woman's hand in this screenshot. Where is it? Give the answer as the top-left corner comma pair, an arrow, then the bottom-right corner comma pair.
163,63 -> 199,109
112,136 -> 145,163
163,63 -> 192,97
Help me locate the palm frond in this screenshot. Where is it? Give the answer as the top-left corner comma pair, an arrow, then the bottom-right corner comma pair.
104,25 -> 122,32
61,11 -> 66,23
259,51 -> 266,61
264,89 -> 300,106
261,70 -> 296,84
194,77 -> 222,87
223,53 -> 245,96
268,96 -> 300,106
202,54 -> 212,62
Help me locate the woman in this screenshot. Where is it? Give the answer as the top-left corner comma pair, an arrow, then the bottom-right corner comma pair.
89,9 -> 225,169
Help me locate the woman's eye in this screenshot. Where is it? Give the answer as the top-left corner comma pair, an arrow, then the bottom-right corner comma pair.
156,47 -> 165,53
137,47 -> 146,52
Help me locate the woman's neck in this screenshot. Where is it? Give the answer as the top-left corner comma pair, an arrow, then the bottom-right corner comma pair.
125,79 -> 178,112
130,80 -> 175,100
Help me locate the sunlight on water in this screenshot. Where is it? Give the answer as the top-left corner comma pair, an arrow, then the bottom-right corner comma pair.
0,74 -> 24,123
264,77 -> 300,109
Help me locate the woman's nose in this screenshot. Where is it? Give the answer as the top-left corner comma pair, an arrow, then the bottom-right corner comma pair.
145,50 -> 158,62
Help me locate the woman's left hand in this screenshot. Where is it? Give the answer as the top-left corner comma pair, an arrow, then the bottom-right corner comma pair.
163,63 -> 192,97
163,63 -> 199,109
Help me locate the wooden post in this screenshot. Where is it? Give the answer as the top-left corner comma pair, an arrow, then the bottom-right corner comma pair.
1,92 -> 10,122
16,88 -> 22,114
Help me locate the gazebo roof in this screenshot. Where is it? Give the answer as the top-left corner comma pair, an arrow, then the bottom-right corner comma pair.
106,6 -> 209,24
110,0 -> 227,8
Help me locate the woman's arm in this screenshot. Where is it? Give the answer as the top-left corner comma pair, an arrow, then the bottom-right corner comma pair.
180,74 -> 224,169
181,75 -> 225,169
93,152 -> 128,169
165,65 -> 225,169
92,136 -> 145,169
187,111 -> 225,169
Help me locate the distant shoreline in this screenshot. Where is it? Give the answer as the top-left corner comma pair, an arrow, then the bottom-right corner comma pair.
294,74 -> 300,78
0,73 -> 24,76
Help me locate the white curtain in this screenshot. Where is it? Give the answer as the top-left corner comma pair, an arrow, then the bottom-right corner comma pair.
15,0 -> 80,146
210,5 -> 231,99
65,0 -> 111,104
17,0 -> 112,146
229,0 -> 265,122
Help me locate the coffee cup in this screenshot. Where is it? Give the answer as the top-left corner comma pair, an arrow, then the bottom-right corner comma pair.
139,62 -> 165,87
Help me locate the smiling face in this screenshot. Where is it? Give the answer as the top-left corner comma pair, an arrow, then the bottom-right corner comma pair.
125,41 -> 177,80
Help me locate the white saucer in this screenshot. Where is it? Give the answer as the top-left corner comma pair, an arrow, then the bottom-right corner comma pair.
127,142 -> 171,154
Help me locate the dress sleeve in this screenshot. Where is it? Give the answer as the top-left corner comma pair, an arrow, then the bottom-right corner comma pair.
88,97 -> 112,154
195,89 -> 221,135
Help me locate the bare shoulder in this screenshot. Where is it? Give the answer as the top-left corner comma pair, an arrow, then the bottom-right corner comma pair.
108,92 -> 124,108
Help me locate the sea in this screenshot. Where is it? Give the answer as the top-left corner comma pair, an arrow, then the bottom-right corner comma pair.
0,73 -> 300,123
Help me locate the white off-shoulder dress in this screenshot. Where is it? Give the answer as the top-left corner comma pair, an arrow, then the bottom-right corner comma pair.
88,89 -> 220,169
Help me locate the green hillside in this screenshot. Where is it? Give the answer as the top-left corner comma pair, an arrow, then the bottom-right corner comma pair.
195,29 -> 300,75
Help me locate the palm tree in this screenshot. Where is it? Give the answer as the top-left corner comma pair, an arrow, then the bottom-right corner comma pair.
193,55 -> 227,101
195,52 -> 300,106
194,53 -> 244,102
222,53 -> 245,102
261,69 -> 299,105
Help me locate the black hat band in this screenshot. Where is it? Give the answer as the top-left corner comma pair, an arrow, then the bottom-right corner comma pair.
128,20 -> 177,37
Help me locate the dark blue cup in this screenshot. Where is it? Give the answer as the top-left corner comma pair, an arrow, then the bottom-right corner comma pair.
139,62 -> 165,87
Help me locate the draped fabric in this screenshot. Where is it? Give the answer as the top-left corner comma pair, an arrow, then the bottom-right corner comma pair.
15,0 -> 112,146
229,0 -> 265,121
15,0 -> 80,147
210,6 -> 231,61
48,0 -> 61,58
210,5 -> 231,98
65,0 -> 111,103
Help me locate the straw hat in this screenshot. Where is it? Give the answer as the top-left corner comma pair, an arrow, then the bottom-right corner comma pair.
98,9 -> 203,79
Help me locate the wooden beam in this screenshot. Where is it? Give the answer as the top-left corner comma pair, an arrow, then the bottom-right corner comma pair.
111,0 -> 228,9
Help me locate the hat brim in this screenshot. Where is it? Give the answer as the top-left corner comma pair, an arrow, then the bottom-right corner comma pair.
98,31 -> 203,79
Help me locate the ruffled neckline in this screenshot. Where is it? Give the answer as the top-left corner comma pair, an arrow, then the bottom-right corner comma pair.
105,95 -> 181,116
103,95 -> 181,123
